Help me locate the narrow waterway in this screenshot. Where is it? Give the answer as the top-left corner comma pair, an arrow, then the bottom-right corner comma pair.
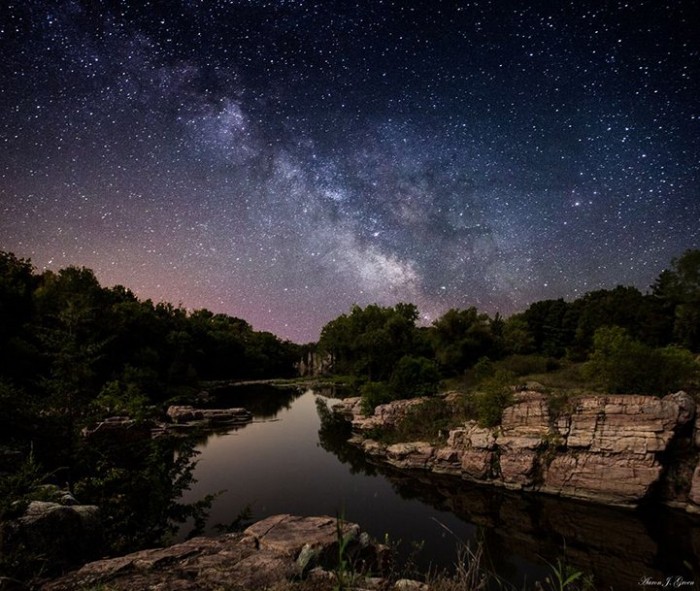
180,385 -> 700,590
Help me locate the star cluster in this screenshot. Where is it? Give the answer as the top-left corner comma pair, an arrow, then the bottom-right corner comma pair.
1,1 -> 698,342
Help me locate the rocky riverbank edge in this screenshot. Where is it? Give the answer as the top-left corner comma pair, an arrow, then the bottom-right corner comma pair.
332,390 -> 700,511
38,514 -> 424,591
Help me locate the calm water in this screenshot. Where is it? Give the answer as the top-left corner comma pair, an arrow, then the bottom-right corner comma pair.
180,385 -> 700,590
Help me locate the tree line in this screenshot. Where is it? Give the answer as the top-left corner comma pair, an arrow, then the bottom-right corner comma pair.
0,251 -> 303,575
0,248 -> 698,580
0,252 -> 302,452
317,249 -> 700,409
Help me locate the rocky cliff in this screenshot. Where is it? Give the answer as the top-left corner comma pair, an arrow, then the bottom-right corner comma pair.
335,390 -> 700,510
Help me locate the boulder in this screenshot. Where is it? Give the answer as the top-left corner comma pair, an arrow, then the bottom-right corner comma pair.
384,442 -> 435,470
2,501 -> 102,573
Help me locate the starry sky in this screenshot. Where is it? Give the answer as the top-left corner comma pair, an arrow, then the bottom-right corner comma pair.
1,1 -> 698,343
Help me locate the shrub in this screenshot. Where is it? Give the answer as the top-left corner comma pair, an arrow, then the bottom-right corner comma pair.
499,354 -> 552,376
585,326 -> 699,394
394,397 -> 464,444
472,357 -> 495,382
473,369 -> 515,427
388,355 -> 440,398
360,382 -> 393,415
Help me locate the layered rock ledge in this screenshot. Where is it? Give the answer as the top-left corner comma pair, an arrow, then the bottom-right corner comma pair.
42,514 -> 413,591
165,405 -> 253,427
335,391 -> 700,510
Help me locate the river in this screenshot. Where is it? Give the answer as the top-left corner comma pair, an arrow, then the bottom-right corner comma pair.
179,385 -> 700,590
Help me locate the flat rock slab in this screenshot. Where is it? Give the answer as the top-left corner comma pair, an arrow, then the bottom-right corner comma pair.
41,515 -> 378,591
245,514 -> 359,557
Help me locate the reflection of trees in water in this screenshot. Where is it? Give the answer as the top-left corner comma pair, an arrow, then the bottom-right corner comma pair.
315,398 -> 377,476
211,384 -> 303,418
315,399 -> 700,589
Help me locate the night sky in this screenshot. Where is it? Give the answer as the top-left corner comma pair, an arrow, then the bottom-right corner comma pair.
1,1 -> 698,343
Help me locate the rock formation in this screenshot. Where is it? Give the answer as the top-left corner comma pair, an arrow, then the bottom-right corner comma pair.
165,405 -> 253,426
1,498 -> 102,575
335,390 -> 700,510
42,514 -> 402,591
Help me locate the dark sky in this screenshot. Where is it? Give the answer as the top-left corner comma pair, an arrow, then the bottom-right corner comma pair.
1,1 -> 698,342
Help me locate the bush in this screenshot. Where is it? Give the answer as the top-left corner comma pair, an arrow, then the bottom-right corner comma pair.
472,357 -> 495,382
499,354 -> 553,377
360,382 -> 393,415
388,355 -> 440,398
359,356 -> 440,415
392,397 -> 465,444
473,369 -> 515,427
585,326 -> 699,394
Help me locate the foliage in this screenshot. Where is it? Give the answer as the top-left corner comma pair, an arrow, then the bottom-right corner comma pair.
0,453 -> 52,583
0,452 -> 46,522
358,356 -> 440,415
333,515 -> 356,591
388,355 -> 440,398
0,380 -> 35,448
90,380 -> 152,421
540,555 -> 596,591
521,299 -> 577,358
653,249 -> 700,351
360,382 -> 393,416
318,303 -> 421,381
394,397 -> 465,444
73,436 -> 214,554
585,326 -> 698,395
431,307 -> 495,374
501,315 -> 535,355
472,370 -> 516,427
499,354 -> 556,377
472,357 -> 495,383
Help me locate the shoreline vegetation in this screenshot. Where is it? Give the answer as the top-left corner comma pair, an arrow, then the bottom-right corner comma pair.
1,248 -> 699,589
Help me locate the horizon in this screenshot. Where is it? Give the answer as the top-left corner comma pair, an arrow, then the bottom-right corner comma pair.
1,1 -> 698,343
5,247 -> 682,345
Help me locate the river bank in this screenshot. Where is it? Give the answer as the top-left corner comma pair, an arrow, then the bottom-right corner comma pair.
332,389 -> 700,511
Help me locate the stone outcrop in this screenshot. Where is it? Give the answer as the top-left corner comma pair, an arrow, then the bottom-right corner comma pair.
81,416 -> 153,444
1,499 -> 102,574
42,514 -> 403,591
335,390 -> 700,510
340,397 -> 430,433
165,405 -> 252,426
297,351 -> 334,377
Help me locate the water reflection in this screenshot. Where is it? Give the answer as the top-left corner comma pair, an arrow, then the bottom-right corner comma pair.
182,386 -> 700,590
207,383 -> 304,418
317,398 -> 700,590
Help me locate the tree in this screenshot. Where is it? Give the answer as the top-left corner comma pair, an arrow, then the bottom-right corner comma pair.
584,326 -> 698,394
653,249 -> 700,351
431,307 -> 495,374
318,303 -> 421,380
521,299 -> 577,357
388,355 -> 440,398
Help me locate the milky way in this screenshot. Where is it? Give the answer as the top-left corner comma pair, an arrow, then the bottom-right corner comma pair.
1,1 -> 698,342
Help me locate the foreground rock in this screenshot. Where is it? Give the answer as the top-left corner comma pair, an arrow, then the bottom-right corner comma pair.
336,390 -> 700,510
42,514 -> 403,591
1,499 -> 102,575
